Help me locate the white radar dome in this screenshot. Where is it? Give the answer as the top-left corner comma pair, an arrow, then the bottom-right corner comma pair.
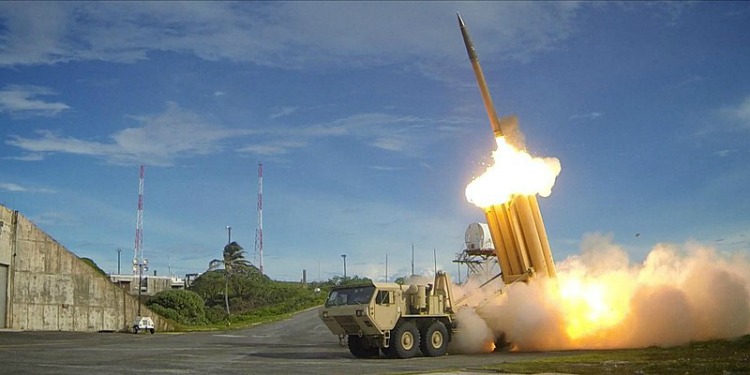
464,222 -> 494,251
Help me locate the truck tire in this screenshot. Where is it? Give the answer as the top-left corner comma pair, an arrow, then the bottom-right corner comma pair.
348,335 -> 379,358
420,320 -> 449,357
386,320 -> 420,359
133,326 -> 139,334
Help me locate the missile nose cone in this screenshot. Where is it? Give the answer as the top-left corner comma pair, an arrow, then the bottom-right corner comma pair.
458,13 -> 477,62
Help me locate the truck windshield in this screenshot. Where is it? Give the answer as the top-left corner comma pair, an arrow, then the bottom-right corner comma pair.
325,286 -> 375,307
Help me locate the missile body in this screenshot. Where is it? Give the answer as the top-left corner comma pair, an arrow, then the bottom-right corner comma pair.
458,13 -> 556,283
458,14 -> 503,138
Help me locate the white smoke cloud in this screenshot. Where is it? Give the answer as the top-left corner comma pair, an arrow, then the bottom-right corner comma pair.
450,234 -> 750,352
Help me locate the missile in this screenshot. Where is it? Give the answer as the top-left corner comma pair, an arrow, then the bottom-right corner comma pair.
457,13 -> 503,138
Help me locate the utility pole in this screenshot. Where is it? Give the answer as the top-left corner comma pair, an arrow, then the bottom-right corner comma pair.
411,243 -> 415,276
136,259 -> 148,316
226,225 -> 232,245
385,253 -> 388,282
117,248 -> 121,275
433,248 -> 437,275
255,163 -> 264,274
341,254 -> 347,279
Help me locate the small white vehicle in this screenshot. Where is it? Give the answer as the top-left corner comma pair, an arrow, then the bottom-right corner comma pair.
132,316 -> 155,334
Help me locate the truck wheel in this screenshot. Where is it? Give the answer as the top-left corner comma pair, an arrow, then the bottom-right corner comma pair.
150,328 -> 155,334
386,320 -> 420,359
348,335 -> 379,358
132,326 -> 139,334
420,320 -> 449,357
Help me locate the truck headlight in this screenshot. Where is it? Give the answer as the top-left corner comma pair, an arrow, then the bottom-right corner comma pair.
356,310 -> 363,317
322,311 -> 329,318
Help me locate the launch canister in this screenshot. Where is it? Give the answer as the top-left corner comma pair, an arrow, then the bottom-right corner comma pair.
457,13 -> 503,138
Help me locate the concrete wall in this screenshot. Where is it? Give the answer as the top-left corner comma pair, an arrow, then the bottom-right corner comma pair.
0,204 -> 173,332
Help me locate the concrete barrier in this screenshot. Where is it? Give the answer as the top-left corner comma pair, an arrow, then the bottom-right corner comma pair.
0,204 -> 173,332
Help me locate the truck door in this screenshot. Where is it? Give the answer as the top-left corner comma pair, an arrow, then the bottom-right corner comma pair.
372,289 -> 399,330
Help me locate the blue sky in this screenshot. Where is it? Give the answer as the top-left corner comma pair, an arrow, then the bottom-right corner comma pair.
1,2 -> 749,281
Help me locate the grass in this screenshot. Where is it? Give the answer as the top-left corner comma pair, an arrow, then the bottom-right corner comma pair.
173,311 -> 299,332
174,305 -> 323,332
483,335 -> 750,374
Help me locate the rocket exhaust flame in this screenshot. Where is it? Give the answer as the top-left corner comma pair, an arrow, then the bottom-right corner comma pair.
465,136 -> 561,208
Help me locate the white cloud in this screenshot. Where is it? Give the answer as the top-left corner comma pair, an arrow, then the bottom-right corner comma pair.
238,141 -> 307,156
372,137 -> 409,152
6,102 -> 252,166
238,112 -> 465,157
660,2 -> 694,27
720,95 -> 750,130
4,153 -> 45,161
370,165 -> 403,172
0,182 -> 55,193
0,2 -> 582,68
713,149 -> 737,158
2,95 -> 458,162
569,112 -> 603,121
269,106 -> 298,119
0,85 -> 70,117
0,183 -> 26,192
735,98 -> 750,124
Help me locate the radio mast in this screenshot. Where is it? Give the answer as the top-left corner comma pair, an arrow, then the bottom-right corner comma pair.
133,165 -> 146,275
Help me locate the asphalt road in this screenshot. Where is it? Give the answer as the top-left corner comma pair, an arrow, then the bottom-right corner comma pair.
0,308 -> 551,374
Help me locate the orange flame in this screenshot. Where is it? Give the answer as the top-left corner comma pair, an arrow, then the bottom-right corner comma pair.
466,136 -> 561,208
557,274 -> 632,340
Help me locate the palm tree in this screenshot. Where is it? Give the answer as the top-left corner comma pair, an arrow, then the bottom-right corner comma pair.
209,241 -> 251,316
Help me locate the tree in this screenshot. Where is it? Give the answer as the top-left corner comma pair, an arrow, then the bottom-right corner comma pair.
320,275 -> 373,288
188,270 -> 225,303
208,241 -> 251,316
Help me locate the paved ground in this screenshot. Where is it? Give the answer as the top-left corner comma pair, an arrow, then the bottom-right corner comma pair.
0,309 -> 558,374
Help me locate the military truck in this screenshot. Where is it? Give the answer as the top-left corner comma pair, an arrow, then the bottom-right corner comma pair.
319,271 -> 456,359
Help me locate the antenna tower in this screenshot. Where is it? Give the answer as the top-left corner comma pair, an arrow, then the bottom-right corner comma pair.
254,163 -> 264,274
132,165 -> 146,275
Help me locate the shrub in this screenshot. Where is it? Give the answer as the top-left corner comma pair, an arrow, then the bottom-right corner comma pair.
205,305 -> 228,323
146,289 -> 209,325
